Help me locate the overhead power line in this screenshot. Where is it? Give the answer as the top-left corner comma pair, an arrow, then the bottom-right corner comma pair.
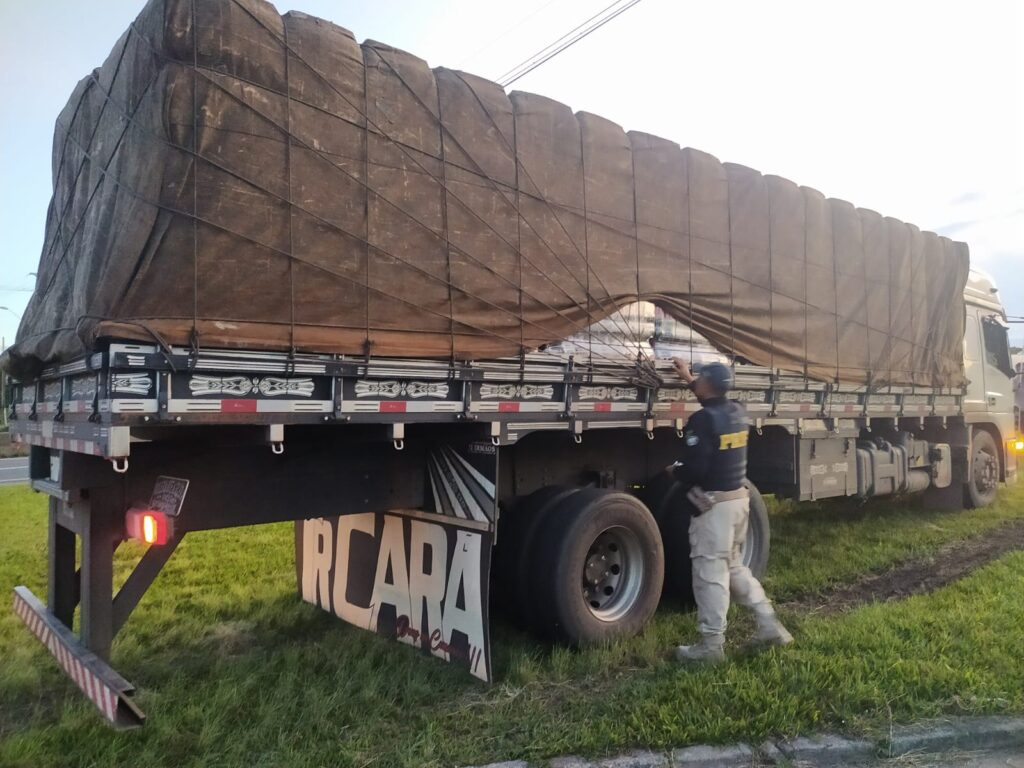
456,0 -> 563,69
496,0 -> 644,88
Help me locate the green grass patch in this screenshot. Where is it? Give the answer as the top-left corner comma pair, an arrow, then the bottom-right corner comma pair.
1,482 -> 1022,767
766,482 -> 1024,598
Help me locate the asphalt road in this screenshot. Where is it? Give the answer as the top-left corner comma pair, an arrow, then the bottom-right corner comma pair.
0,457 -> 30,486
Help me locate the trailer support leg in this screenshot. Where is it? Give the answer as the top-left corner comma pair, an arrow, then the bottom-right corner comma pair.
112,535 -> 181,636
14,489 -> 156,727
80,496 -> 117,661
47,497 -> 78,628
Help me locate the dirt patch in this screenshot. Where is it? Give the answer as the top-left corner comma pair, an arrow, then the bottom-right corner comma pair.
205,620 -> 257,656
787,519 -> 1024,616
0,433 -> 30,458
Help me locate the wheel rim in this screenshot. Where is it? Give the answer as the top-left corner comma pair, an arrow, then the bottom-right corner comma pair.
973,447 -> 998,494
581,526 -> 644,622
742,524 -> 754,569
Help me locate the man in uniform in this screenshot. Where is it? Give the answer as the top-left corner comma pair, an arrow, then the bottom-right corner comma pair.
671,358 -> 793,663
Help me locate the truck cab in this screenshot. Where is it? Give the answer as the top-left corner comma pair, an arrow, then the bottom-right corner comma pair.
962,268 -> 1018,487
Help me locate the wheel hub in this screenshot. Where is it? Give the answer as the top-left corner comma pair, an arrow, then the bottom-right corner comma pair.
973,449 -> 998,493
581,526 -> 644,622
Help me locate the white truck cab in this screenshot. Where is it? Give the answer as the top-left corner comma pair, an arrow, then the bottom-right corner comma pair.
962,268 -> 1018,486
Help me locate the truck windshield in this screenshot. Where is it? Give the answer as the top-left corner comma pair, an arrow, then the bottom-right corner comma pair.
981,316 -> 1014,378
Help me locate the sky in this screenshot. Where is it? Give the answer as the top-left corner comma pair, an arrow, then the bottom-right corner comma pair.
1,0 -> 1022,351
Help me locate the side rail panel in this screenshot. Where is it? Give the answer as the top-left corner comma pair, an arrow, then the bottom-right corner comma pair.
5,344 -> 966,464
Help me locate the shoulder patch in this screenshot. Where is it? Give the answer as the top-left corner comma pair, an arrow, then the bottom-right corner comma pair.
685,434 -> 699,446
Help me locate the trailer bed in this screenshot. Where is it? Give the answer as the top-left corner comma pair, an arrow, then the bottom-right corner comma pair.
7,343 -> 963,463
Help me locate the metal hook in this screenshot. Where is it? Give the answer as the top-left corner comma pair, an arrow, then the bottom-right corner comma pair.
111,457 -> 129,474
573,433 -> 582,444
271,442 -> 284,455
491,436 -> 500,447
646,431 -> 654,441
393,438 -> 404,451
675,429 -> 685,438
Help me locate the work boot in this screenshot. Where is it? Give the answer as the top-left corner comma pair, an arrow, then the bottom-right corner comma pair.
751,610 -> 793,647
674,636 -> 726,665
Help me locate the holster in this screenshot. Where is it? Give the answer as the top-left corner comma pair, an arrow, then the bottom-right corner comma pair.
686,485 -> 715,515
686,485 -> 748,516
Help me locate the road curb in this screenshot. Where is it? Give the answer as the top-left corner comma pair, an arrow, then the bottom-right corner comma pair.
671,744 -> 755,766
885,715 -> 1024,756
774,733 -> 876,765
465,715 -> 1024,768
547,751 -> 672,767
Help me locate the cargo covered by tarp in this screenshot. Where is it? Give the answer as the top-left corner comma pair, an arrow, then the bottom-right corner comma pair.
3,0 -> 969,387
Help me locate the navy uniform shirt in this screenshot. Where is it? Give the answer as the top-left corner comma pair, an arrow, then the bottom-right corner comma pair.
674,396 -> 749,492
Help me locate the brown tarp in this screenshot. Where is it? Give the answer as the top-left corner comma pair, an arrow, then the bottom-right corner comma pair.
2,0 -> 969,387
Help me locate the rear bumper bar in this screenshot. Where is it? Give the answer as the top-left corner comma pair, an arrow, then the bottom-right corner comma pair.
13,586 -> 145,728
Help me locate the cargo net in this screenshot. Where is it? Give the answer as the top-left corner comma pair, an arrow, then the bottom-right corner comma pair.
6,0 -> 969,389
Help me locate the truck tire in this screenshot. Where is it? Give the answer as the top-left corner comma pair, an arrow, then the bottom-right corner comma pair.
743,480 -> 771,579
964,429 -> 999,509
640,469 -> 695,604
493,485 -> 580,624
530,489 -> 664,645
642,470 -> 770,603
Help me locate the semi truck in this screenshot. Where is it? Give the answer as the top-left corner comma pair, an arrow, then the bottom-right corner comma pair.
2,0 -> 1020,727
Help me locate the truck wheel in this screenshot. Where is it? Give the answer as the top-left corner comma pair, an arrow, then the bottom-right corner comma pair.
640,469 -> 695,604
531,489 -> 664,645
641,471 -> 770,603
743,480 -> 771,579
964,429 -> 999,508
493,486 -> 579,624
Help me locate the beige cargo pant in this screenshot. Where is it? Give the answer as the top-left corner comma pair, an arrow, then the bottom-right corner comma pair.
689,496 -> 771,639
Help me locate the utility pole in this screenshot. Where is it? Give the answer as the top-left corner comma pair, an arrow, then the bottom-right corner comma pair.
1,335 -> 6,428
1,335 -> 5,428
0,307 -> 19,429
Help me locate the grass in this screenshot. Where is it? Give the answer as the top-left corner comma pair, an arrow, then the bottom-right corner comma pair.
765,485 -> 1024,598
1,482 -> 1023,767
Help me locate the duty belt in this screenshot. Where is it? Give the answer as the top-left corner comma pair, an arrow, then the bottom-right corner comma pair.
708,487 -> 749,503
686,485 -> 748,514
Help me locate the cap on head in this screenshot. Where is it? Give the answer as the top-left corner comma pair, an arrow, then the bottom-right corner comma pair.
697,362 -> 733,395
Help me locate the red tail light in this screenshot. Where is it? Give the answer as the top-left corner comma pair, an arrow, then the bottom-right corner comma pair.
125,508 -> 171,545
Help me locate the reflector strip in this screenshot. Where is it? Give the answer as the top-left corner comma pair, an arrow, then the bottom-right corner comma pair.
220,399 -> 258,413
571,402 -> 646,413
12,587 -> 144,728
10,432 -> 105,457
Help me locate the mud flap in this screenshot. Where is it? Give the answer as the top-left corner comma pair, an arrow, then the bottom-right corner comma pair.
295,439 -> 497,681
13,586 -> 145,728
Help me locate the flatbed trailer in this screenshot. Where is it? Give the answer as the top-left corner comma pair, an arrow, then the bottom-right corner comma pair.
3,0 -> 1019,728
7,323 -> 1015,726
